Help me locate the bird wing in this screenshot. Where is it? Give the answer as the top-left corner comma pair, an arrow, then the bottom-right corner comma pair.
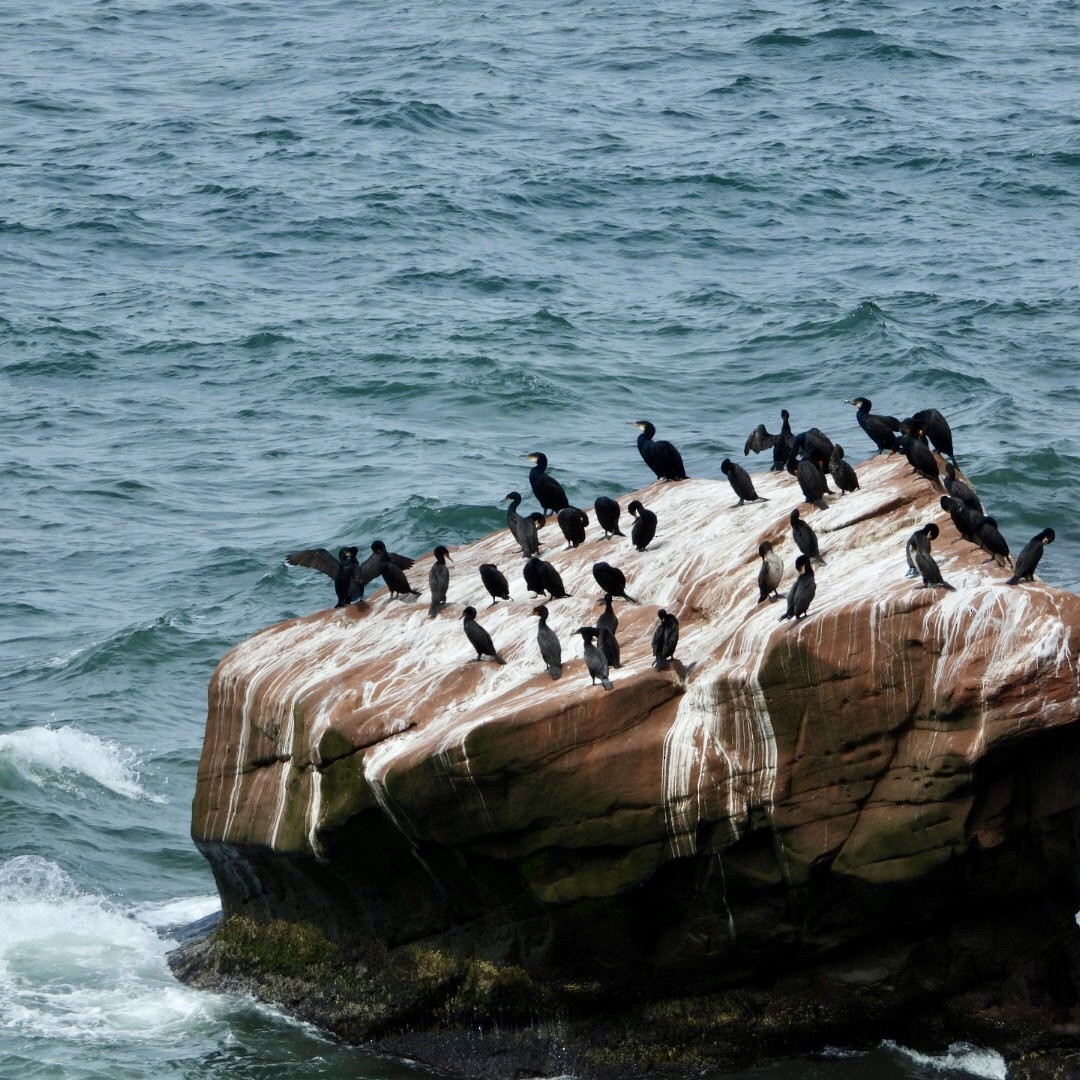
285,548 -> 339,579
388,552 -> 415,571
744,424 -> 777,455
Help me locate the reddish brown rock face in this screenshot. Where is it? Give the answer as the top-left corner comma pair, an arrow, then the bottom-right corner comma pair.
192,456 -> 1080,983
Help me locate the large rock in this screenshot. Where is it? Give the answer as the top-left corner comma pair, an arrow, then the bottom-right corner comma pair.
185,454 -> 1080,1070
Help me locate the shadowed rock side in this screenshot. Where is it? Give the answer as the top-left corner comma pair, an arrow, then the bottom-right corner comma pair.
182,455 -> 1080,1075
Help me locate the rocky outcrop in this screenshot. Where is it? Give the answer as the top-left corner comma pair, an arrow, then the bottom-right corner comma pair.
180,454 -> 1080,1074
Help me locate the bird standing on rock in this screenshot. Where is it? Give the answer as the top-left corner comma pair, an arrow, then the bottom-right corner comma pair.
944,464 -> 982,514
757,540 -> 783,602
526,452 -> 570,516
780,555 -> 816,621
523,557 -> 569,599
531,605 -> 562,679
597,594 -> 621,668
427,545 -> 451,617
462,607 -> 506,664
505,491 -> 541,558
594,496 -> 624,538
592,561 -> 638,603
790,508 -> 825,565
846,397 -> 899,455
479,563 -> 511,605
576,627 -> 613,689
651,609 -> 680,669
557,506 -> 589,548
721,458 -> 767,507
905,523 -> 939,578
633,420 -> 688,481
628,499 -> 658,550
828,444 -> 859,495
285,545 -> 365,607
1007,529 -> 1055,585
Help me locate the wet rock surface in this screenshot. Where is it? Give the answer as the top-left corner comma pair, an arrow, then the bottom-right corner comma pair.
177,455 -> 1080,1076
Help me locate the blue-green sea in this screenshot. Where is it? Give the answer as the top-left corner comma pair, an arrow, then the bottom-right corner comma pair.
3,1 -> 1077,1076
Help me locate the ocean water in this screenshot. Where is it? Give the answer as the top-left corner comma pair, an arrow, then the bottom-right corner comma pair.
2,0 -> 1078,1076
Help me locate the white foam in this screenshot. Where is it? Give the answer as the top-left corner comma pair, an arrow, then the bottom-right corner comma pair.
882,1039 -> 1008,1079
129,894 -> 222,930
0,858 -> 222,1043
0,724 -> 163,802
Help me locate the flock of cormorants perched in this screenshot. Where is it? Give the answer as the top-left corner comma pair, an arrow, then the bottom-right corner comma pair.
286,401 -> 1056,691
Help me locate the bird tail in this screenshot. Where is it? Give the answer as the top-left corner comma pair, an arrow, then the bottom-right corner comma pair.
612,527 -> 625,536
494,654 -> 507,665
428,601 -> 439,618
624,592 -> 640,604
547,664 -> 562,680
601,675 -> 613,690
1005,575 -> 1020,586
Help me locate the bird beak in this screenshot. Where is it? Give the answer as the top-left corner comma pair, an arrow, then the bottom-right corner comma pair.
843,399 -> 855,405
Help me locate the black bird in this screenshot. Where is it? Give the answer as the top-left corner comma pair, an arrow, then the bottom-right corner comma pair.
976,516 -> 1011,567
757,540 -> 783,602
592,561 -> 638,603
829,444 -> 859,495
905,523 -> 939,578
745,408 -> 797,471
557,506 -> 589,548
633,419 -> 688,481
651,609 -> 680,670
943,464 -> 982,514
792,428 -> 835,471
594,496 -> 625,538
597,594 -> 621,667
910,408 -> 956,464
898,429 -> 942,489
786,447 -> 830,509
940,495 -> 983,545
427,545 -> 451,617
845,397 -> 900,455
379,553 -> 420,599
479,563 -> 511,605
779,554 -> 816,622
721,458 -> 767,506
790,508 -> 825,564
575,627 -> 613,690
531,605 -> 562,679
1007,528 -> 1055,585
526,452 -> 570,515
628,499 -> 658,550
914,543 -> 954,591
462,607 -> 506,664
359,540 -> 415,588
285,545 -> 365,607
523,557 -> 569,599
505,491 -> 541,558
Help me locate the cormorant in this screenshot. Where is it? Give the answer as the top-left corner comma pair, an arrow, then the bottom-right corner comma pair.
462,607 -> 506,664
359,540 -> 415,589
829,444 -> 859,495
575,627 -> 613,689
651,609 -> 680,669
940,495 -> 983,544
632,420 -> 688,481
557,506 -> 589,548
285,546 -> 365,607
721,458 -> 767,506
592,561 -> 638,603
526,452 -> 570,515
905,523 -> 939,578
915,543 -> 954,591
531,605 -> 562,679
1007,528 -> 1055,585
976,516 -> 1011,567
786,446 -> 830,509
898,429 -> 942,489
779,555 -> 816,622
427,545 -> 451,617
594,496 -> 625,538
790,508 -> 825,564
792,428 -> 835,471
910,408 -> 956,464
479,563 -> 511,605
943,464 -> 982,514
523,557 -> 569,599
505,491 -> 541,558
379,552 -> 420,599
597,594 -> 621,667
628,499 -> 658,550
845,397 -> 900,454
744,409 -> 795,471
757,540 -> 783,602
